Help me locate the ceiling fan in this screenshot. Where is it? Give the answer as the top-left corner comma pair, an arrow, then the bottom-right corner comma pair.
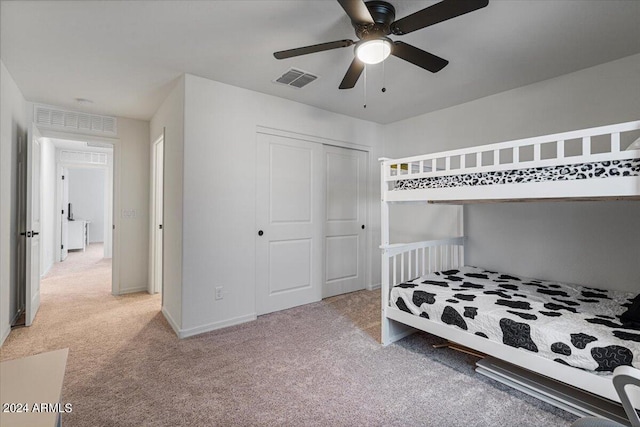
273,0 -> 489,89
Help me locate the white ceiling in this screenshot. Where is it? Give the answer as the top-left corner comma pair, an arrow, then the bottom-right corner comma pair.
2,1 -> 639,124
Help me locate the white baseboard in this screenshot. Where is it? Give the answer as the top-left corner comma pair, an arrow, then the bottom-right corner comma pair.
178,313 -> 257,339
162,306 -> 181,336
0,323 -> 11,348
10,309 -> 22,326
117,286 -> 148,295
40,261 -> 53,278
366,282 -> 381,291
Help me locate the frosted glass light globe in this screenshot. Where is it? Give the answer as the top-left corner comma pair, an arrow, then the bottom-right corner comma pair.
356,39 -> 392,65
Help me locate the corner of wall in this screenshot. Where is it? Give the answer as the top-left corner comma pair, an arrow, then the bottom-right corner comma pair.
161,306 -> 181,337
150,74 -> 186,336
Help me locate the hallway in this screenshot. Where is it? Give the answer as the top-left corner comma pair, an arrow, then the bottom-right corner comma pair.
46,243 -> 111,292
0,242 -> 161,364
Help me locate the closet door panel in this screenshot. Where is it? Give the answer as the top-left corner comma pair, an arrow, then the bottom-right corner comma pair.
256,133 -> 322,315
323,145 -> 367,298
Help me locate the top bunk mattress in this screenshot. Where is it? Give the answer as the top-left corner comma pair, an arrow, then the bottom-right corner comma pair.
392,158 -> 640,192
390,266 -> 640,373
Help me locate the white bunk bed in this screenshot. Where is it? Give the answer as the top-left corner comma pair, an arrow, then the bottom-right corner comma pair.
380,120 -> 640,422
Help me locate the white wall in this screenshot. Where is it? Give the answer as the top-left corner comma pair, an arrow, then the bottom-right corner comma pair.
383,53 -> 640,290
67,168 -> 105,242
466,201 -> 640,291
115,117 -> 151,293
179,74 -> 382,336
0,60 -> 27,346
40,137 -> 56,276
150,76 -> 184,332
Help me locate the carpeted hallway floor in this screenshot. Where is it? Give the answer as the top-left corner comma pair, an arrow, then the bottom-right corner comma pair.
0,244 -> 577,426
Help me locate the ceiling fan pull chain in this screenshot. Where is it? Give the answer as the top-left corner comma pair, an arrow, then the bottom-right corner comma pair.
382,59 -> 386,93
363,64 -> 367,108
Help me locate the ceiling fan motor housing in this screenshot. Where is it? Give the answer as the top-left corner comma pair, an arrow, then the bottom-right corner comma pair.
354,1 -> 396,40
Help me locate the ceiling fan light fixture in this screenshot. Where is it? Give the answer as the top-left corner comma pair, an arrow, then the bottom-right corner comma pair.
355,38 -> 392,65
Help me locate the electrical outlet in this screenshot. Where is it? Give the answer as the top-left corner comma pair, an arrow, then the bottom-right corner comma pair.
215,286 -> 223,300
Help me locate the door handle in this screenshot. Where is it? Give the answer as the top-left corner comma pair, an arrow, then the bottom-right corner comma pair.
258,230 -> 264,236
32,231 -> 40,236
361,225 -> 365,229
159,224 -> 163,230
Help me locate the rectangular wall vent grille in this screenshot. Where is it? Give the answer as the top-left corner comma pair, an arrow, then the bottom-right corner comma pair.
65,113 -> 79,128
290,74 -> 317,88
60,150 -> 108,165
34,104 -> 117,136
273,68 -> 318,89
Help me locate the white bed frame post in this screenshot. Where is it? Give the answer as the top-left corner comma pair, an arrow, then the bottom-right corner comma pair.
380,158 -> 392,345
380,157 -> 418,346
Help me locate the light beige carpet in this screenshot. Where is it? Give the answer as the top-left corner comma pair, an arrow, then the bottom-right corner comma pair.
0,244 -> 576,426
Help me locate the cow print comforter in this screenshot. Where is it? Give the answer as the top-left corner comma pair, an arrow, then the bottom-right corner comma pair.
391,266 -> 640,373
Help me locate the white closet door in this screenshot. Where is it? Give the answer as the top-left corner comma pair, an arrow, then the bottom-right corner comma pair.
256,133 -> 323,315
323,145 -> 367,298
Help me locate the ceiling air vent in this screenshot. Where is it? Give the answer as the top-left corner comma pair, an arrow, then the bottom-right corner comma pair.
33,104 -> 117,136
273,68 -> 318,89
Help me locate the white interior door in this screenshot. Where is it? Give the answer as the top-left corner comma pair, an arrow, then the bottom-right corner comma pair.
25,125 -> 42,326
150,136 -> 164,294
256,133 -> 323,315
323,145 -> 367,298
60,167 -> 69,261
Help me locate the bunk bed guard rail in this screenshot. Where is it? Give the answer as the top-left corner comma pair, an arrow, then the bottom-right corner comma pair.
381,237 -> 466,309
381,120 -> 640,192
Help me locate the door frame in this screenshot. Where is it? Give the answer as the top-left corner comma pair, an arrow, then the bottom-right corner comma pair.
59,166 -> 69,262
15,135 -> 26,325
56,159 -> 113,257
149,132 -> 164,295
24,124 -> 43,326
40,128 -> 122,295
254,126 -> 373,310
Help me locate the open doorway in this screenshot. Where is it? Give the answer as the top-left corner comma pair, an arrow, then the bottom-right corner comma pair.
14,131 -> 118,328
50,138 -> 114,290
62,167 -> 110,255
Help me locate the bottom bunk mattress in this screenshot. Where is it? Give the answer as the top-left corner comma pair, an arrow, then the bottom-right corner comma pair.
390,266 -> 640,373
